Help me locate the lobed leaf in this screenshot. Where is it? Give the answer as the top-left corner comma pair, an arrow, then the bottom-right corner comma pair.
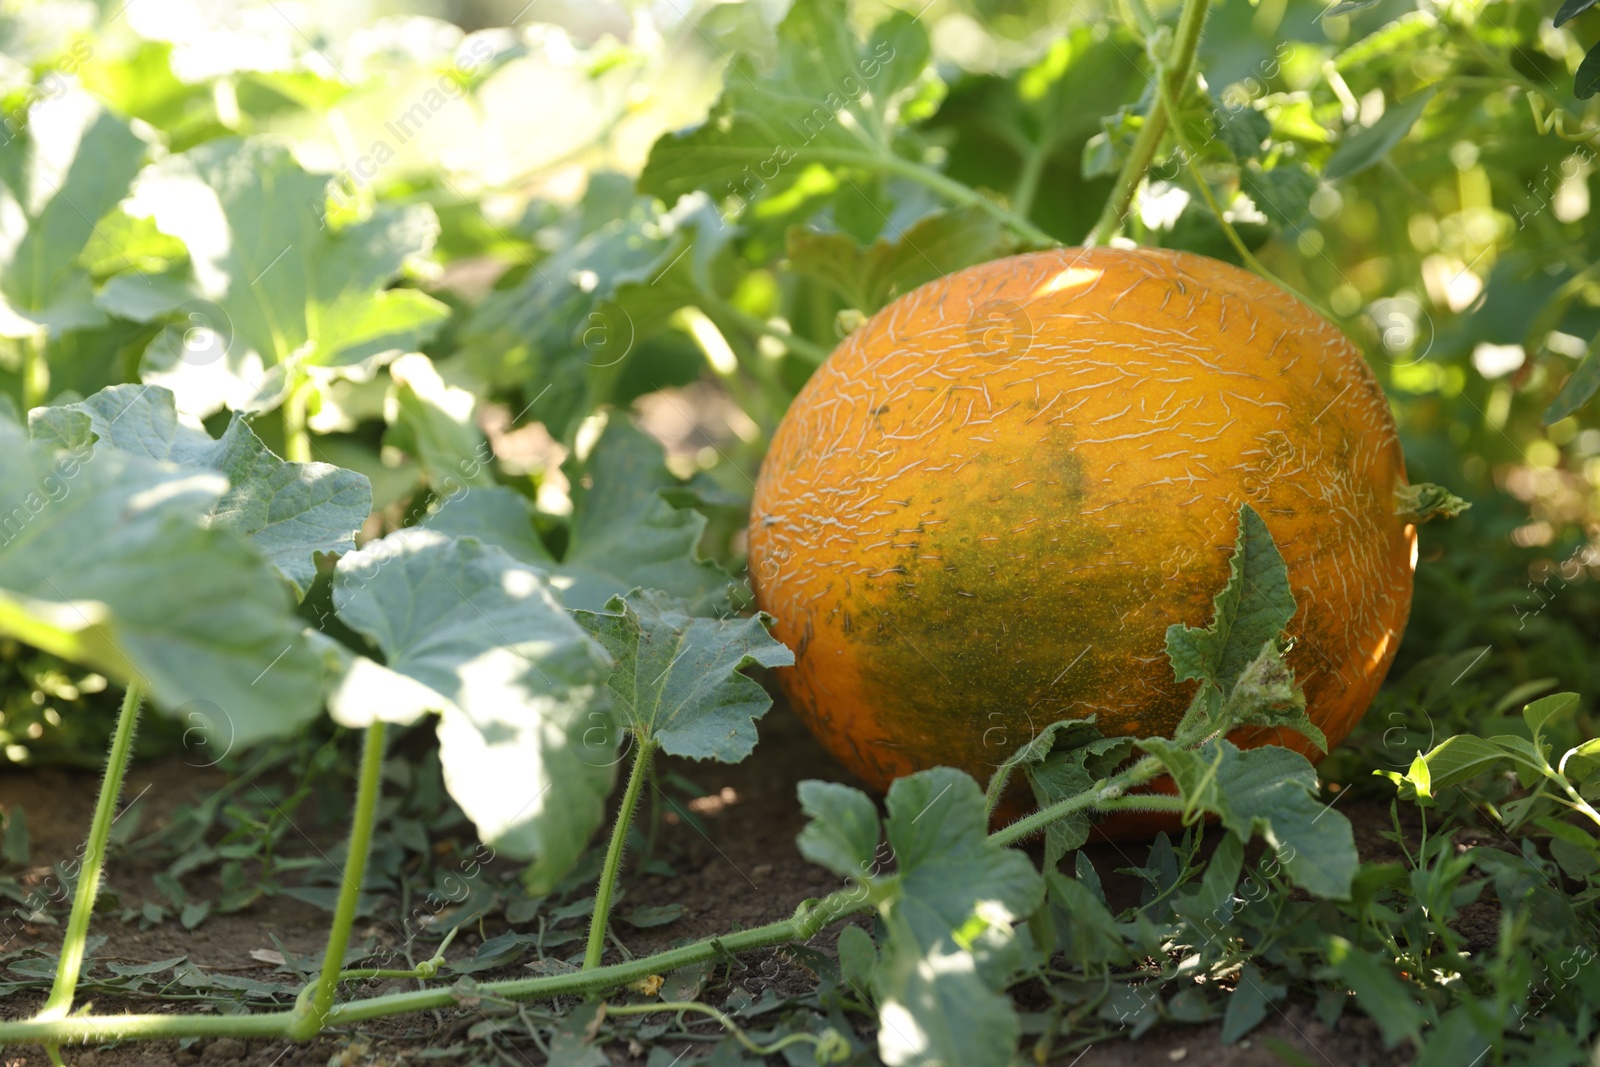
28,384 -> 370,594
1166,504 -> 1296,698
0,420 -> 325,747
423,418 -> 733,612
327,528 -> 615,892
98,137 -> 447,416
573,588 -> 792,761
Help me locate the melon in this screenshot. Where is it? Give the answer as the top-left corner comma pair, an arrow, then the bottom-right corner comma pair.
748,247 -> 1416,820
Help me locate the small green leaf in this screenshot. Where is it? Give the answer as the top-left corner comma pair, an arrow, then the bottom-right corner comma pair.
573,588 -> 793,761
1320,935 -> 1432,1047
640,0 -> 932,206
1166,504 -> 1296,697
1218,108 -> 1273,161
1044,870 -> 1130,965
787,207 -> 1013,315
1324,88 -> 1435,180
1324,0 -> 1384,15
1,807 -> 27,867
385,353 -> 494,494
884,769 -> 1044,948
1523,692 -> 1579,752
1580,40 -> 1600,100
1393,482 -> 1470,522
837,924 -> 877,992
1546,329 -> 1600,422
1221,963 -> 1287,1043
1555,0 -> 1599,26
797,780 -> 882,878
1406,734 -> 1516,795
620,903 -> 684,928
1239,163 -> 1317,227
1145,739 -> 1356,899
1220,642 -> 1325,752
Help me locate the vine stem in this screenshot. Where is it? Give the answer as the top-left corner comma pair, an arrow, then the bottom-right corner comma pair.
1083,0 -> 1215,247
808,150 -> 1059,248
584,736 -> 657,971
37,683 -> 143,1023
281,374 -> 312,463
991,754 -> 1166,847
3,734 -> 1186,1046
20,332 -> 48,412
291,722 -> 386,1039
699,295 -> 834,367
602,1000 -> 840,1058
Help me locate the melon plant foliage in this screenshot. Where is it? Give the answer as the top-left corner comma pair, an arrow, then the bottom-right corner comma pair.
0,0 -> 1598,1063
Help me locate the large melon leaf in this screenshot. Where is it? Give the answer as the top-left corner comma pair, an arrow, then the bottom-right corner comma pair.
326,528 -> 615,893
96,138 -> 447,415
0,418 -> 325,748
422,418 -> 733,612
28,384 -> 370,595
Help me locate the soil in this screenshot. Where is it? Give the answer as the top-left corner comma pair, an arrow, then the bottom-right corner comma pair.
0,705 -> 1410,1067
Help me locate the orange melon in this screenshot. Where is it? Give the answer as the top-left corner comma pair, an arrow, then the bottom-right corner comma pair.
748,247 -> 1416,831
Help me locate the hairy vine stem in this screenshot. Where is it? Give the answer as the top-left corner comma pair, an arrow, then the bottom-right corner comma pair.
0,722 -> 1184,1048
38,683 -> 143,1023
584,736 -> 657,970
1084,0 -> 1214,246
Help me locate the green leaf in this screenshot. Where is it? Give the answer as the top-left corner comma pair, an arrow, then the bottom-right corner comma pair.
1555,0 -> 1599,26
0,91 -> 148,337
797,779 -> 882,878
1221,963 -> 1287,1044
620,903 -> 685,928
327,529 -> 614,892
884,769 -> 1044,948
873,913 -> 1019,1067
28,384 -> 371,594
423,418 -> 732,612
639,0 -> 932,206
1392,482 -> 1470,523
1324,0 -> 1385,15
573,589 -> 792,760
1580,41 -> 1600,100
796,769 -> 1044,1067
1025,731 -> 1136,867
1219,641 -> 1326,752
1324,88 -> 1435,180
1211,744 -> 1356,899
1239,163 -> 1317,227
1523,692 -> 1579,753
1,807 -> 27,867
837,924 -> 877,991
1320,935 -> 1432,1047
1166,504 -> 1296,697
1218,108 -> 1273,161
0,420 -> 325,747
384,353 -> 493,493
1403,734 -> 1518,795
1144,739 -> 1356,898
786,206 -> 1012,314
99,137 -> 447,415
458,174 -> 685,440
1044,870 -> 1131,965
1546,329 -> 1600,422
